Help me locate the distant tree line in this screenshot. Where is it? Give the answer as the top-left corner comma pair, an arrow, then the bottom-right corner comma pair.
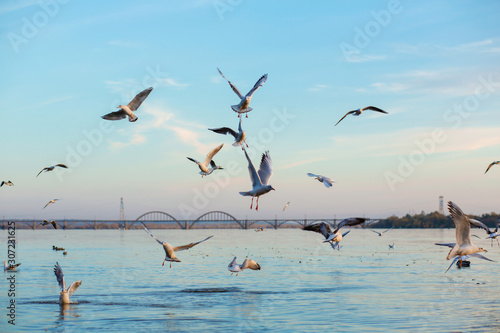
370,211 -> 500,229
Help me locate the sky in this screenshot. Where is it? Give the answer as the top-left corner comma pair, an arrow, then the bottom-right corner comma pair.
1,0 -> 500,221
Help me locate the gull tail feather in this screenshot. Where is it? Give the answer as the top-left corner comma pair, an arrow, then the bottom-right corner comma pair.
239,191 -> 252,196
445,256 -> 460,273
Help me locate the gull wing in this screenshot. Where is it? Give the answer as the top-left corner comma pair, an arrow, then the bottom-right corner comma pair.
228,256 -> 238,268
445,256 -> 460,273
363,106 -> 388,114
241,259 -> 261,270
469,253 -> 495,262
307,173 -> 320,178
469,218 -> 491,235
54,262 -> 66,292
237,117 -> 243,133
217,68 -> 243,99
243,148 -> 261,187
140,222 -> 164,245
334,111 -> 355,126
209,127 -> 238,139
369,229 -> 382,236
435,243 -> 456,248
484,161 -> 498,174
257,151 -> 273,185
303,222 -> 332,239
187,157 -> 200,164
382,226 -> 394,234
67,281 -> 82,296
102,110 -> 127,120
36,167 -> 49,177
245,74 -> 268,98
128,87 -> 153,111
43,201 -> 52,209
173,235 -> 213,252
55,164 -> 68,169
448,201 -> 472,247
342,230 -> 351,238
203,144 -> 224,167
322,177 -> 334,188
334,217 -> 367,234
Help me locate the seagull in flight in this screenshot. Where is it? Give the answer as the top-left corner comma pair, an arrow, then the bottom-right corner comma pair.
334,106 -> 388,126
3,261 -> 21,272
43,199 -> 59,209
217,68 -> 267,117
370,226 -> 394,236
102,87 -> 153,122
239,149 -> 274,210
388,243 -> 395,249
54,262 -> 82,304
209,117 -> 248,150
486,220 -> 500,246
485,161 -> 500,174
303,218 -> 368,250
443,201 -> 493,273
0,180 -> 14,187
40,220 -> 57,229
283,201 -> 290,211
187,144 -> 224,177
36,164 -> 68,177
467,217 -> 500,247
307,173 -> 334,188
227,257 -> 261,276
141,222 -> 213,268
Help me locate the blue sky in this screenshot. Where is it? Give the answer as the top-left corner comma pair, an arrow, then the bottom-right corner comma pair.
1,0 -> 500,220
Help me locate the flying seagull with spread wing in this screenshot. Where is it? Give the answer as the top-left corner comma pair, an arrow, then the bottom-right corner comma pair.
485,161 -> 500,174
442,201 -> 493,273
40,220 -> 57,229
0,180 -> 14,187
303,218 -> 368,250
227,257 -> 261,276
187,143 -> 224,177
335,106 -> 388,126
239,149 -> 274,210
217,68 -> 267,117
209,117 -> 248,150
36,164 -> 68,177
54,262 -> 82,304
141,222 -> 213,268
370,226 -> 394,236
43,199 -> 59,209
307,173 -> 334,188
102,87 -> 153,122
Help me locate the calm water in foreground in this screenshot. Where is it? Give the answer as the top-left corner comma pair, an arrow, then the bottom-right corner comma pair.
1,228 -> 500,332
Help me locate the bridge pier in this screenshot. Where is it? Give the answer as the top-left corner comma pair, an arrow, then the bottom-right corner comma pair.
245,219 -> 248,229
33,220 -> 36,230
94,219 -> 97,230
185,220 -> 189,230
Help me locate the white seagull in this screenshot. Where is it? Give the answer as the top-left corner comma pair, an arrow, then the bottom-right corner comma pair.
334,106 -> 388,126
187,144 -> 224,177
467,217 -> 500,247
0,180 -> 14,187
486,220 -> 500,246
217,68 -> 267,117
36,164 -> 68,177
141,222 -> 213,268
209,117 -> 248,150
443,201 -> 493,273
3,261 -> 21,272
239,149 -> 274,210
485,161 -> 500,174
303,218 -> 368,250
370,226 -> 394,236
102,87 -> 153,122
54,262 -> 82,304
43,199 -> 59,209
283,201 -> 290,212
307,173 -> 334,188
40,220 -> 57,229
227,257 -> 261,276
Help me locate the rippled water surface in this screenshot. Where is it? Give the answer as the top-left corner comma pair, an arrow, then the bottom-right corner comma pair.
2,228 -> 500,332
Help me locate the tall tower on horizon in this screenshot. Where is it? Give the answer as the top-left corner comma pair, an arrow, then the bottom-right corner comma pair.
439,196 -> 444,215
120,197 -> 125,220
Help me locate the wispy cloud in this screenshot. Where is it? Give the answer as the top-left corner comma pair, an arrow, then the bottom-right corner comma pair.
345,52 -> 386,63
307,84 -> 328,92
278,157 -> 330,170
158,78 -> 188,88
109,133 -> 146,150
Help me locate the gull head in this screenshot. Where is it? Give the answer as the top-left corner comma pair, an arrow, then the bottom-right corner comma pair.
268,185 -> 275,191
117,104 -> 125,109
478,247 -> 487,253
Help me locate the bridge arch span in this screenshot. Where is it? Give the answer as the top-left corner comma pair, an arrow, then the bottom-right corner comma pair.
190,211 -> 243,229
129,211 -> 183,229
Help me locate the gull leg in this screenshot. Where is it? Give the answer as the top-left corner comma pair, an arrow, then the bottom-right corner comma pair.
162,259 -> 165,266
256,197 -> 260,211
170,262 -> 172,268
250,197 -> 254,209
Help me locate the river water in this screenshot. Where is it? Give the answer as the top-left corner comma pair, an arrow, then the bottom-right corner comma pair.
1,228 -> 500,332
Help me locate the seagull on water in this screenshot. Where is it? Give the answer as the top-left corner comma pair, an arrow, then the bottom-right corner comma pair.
217,68 -> 267,117
370,226 -> 394,236
239,149 -> 274,210
442,201 -> 493,273
283,201 -> 290,211
43,199 -> 59,209
40,220 -> 57,229
141,222 -> 213,268
36,164 -> 68,177
485,161 -> 500,174
0,180 -> 14,187
187,143 -> 224,177
54,262 -> 82,304
227,257 -> 261,276
102,87 -> 153,122
334,106 -> 388,126
307,173 -> 334,188
3,261 -> 21,272
303,218 -> 368,250
209,117 -> 248,150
